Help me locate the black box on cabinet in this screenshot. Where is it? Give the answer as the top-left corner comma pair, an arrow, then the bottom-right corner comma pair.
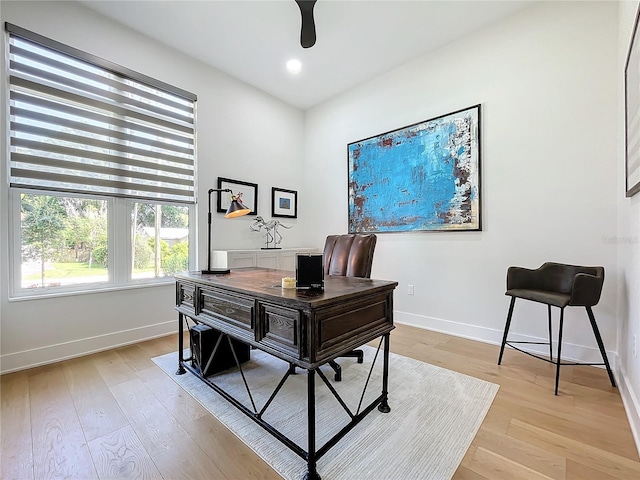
189,324 -> 250,377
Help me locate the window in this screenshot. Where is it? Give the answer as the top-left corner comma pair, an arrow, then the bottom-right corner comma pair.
19,192 -> 108,289
6,24 -> 197,297
131,202 -> 190,280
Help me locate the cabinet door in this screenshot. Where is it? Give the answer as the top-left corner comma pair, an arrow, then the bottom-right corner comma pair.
256,253 -> 278,269
279,253 -> 297,272
228,252 -> 256,268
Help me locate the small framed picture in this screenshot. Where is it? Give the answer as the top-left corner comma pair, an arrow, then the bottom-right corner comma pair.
272,187 -> 297,218
217,177 -> 257,215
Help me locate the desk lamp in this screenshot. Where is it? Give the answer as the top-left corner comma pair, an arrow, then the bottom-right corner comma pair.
202,188 -> 251,274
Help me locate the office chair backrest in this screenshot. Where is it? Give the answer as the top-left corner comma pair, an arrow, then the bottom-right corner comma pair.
323,234 -> 377,278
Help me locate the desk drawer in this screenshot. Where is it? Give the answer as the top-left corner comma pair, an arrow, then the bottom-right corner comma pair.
198,288 -> 254,333
257,302 -> 300,357
176,281 -> 196,314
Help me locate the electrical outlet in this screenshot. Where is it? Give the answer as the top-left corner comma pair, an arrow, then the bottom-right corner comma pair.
408,284 -> 414,295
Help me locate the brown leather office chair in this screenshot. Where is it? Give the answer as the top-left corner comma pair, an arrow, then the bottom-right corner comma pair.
324,234 -> 376,278
324,234 -> 377,381
497,262 -> 616,395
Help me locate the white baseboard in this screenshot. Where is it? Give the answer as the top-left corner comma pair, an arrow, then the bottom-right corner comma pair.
395,310 -> 616,367
0,320 -> 176,374
615,356 -> 640,458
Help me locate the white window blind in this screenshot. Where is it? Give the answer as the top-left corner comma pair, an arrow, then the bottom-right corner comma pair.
7,23 -> 197,204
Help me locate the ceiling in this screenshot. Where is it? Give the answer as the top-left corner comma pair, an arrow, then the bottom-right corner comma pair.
80,0 -> 534,110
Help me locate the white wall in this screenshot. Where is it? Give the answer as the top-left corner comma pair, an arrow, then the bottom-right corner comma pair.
617,0 -> 640,455
304,2 -> 618,364
0,1 -> 305,372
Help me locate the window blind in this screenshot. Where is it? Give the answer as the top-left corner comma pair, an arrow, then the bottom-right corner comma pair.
7,23 -> 197,204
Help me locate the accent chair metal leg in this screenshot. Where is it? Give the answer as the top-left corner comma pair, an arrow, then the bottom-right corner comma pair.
498,296 -> 516,365
548,304 -> 553,362
586,306 -> 617,388
555,308 -> 565,396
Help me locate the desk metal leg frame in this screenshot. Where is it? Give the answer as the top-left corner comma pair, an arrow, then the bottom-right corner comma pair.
176,315 -> 392,480
176,312 -> 187,375
305,369 -> 319,480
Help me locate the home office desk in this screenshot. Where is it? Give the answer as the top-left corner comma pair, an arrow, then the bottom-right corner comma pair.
174,268 -> 397,480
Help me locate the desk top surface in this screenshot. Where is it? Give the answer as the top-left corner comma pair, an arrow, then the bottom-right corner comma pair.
176,268 -> 397,309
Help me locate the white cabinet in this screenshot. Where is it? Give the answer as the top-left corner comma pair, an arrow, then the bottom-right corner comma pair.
212,248 -> 316,272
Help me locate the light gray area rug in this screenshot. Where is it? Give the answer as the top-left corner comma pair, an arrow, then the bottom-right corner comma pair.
153,345 -> 498,480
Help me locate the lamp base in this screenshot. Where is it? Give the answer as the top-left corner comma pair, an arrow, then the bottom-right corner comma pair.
201,268 -> 231,275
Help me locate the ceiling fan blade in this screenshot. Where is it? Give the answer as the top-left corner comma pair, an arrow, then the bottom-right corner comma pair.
296,0 -> 317,48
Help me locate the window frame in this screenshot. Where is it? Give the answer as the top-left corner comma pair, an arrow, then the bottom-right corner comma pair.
5,24 -> 198,300
9,189 -> 196,300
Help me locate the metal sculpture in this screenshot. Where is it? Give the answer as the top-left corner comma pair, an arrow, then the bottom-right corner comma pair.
249,216 -> 293,249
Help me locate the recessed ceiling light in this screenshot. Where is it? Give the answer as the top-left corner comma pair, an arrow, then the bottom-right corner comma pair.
286,59 -> 302,74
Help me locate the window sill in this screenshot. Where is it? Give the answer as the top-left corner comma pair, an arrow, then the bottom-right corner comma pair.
8,278 -> 175,302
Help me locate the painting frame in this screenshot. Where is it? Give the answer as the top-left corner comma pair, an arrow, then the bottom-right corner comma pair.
625,4 -> 640,197
272,187 -> 297,218
216,177 -> 258,215
348,104 -> 481,234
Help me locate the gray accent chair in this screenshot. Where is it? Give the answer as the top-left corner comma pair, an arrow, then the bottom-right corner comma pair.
497,262 -> 616,395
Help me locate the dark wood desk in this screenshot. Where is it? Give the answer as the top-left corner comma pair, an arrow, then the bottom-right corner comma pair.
175,268 -> 397,479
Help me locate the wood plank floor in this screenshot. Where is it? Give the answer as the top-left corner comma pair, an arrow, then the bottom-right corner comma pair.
1,324 -> 639,479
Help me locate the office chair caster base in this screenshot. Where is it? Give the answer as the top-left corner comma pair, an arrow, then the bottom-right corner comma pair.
328,360 -> 342,382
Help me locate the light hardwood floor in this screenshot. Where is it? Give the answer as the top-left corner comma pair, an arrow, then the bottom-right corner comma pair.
1,324 -> 639,479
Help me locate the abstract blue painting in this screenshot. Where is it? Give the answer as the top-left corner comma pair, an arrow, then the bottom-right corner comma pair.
348,105 -> 481,233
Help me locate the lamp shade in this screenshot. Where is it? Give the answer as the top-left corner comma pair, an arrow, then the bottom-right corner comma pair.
225,195 -> 251,218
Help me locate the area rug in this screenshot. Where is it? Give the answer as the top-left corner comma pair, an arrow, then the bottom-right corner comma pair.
153,345 -> 498,480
